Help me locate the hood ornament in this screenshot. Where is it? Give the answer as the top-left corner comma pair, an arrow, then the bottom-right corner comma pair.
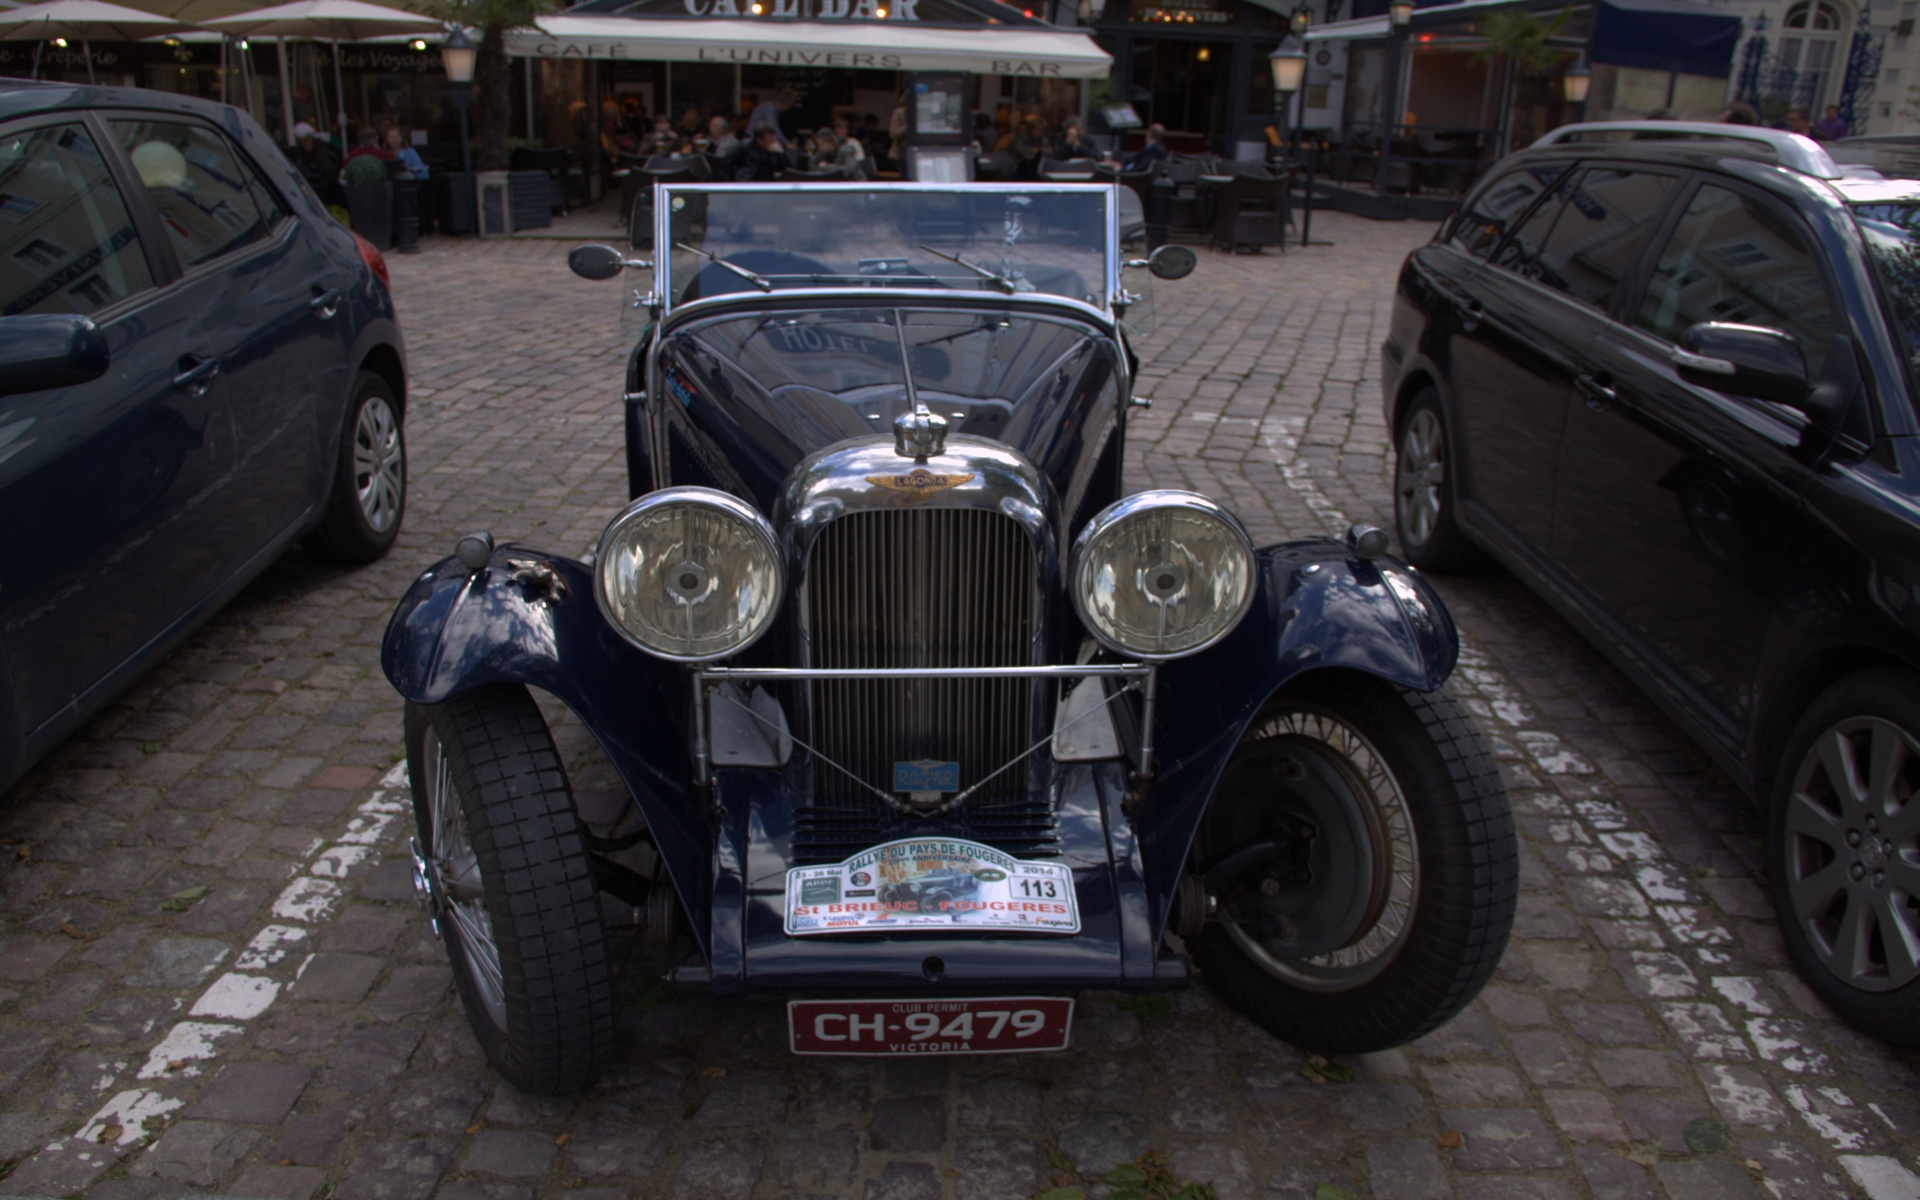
892,408 -> 949,461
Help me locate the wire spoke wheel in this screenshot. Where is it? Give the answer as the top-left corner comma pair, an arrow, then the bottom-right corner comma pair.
422,727 -> 508,1029
405,685 -> 614,1093
1783,715 -> 1920,993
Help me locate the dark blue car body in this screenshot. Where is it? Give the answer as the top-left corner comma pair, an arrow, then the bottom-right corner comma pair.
0,82 -> 405,793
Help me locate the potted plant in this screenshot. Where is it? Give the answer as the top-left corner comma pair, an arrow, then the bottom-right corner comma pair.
342,154 -> 393,248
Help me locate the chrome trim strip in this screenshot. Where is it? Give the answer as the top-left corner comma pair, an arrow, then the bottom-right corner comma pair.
699,665 -> 1151,680
691,663 -> 1157,785
657,287 -> 1118,335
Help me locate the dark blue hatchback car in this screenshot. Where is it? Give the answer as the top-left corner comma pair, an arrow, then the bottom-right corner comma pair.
0,81 -> 407,793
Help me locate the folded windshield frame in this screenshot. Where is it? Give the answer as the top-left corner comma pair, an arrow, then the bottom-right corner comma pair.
650,183 -> 1120,320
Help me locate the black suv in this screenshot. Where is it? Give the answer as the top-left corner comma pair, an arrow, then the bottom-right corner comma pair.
1381,121 -> 1920,1043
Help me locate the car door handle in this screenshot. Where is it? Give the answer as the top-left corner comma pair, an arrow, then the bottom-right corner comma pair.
1459,299 -> 1484,333
310,287 -> 343,320
1576,372 -> 1617,412
173,354 -> 220,396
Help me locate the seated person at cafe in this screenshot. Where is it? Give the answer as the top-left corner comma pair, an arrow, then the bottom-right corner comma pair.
678,105 -> 705,143
345,127 -> 393,164
811,126 -> 865,172
1011,113 -> 1046,180
384,126 -> 428,176
1054,115 -> 1098,161
644,113 -> 682,155
1123,123 -> 1170,172
288,122 -> 342,205
702,114 -> 740,157
729,122 -> 792,182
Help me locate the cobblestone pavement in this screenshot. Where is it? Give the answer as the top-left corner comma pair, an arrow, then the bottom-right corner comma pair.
2,212 -> 1918,1200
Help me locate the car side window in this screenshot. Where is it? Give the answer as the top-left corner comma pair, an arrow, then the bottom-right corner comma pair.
0,123 -> 155,318
109,119 -> 281,269
1636,183 -> 1837,377
1491,172 -> 1574,276
1498,168 -> 1675,311
1450,165 -> 1568,258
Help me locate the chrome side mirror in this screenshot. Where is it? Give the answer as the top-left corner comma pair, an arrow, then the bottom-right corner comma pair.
1147,244 -> 1197,280
568,244 -> 651,281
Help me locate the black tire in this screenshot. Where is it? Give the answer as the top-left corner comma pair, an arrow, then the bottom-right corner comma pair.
405,684 -> 614,1093
1767,668 -> 1920,1046
1393,388 -> 1486,573
307,370 -> 405,564
1190,671 -> 1517,1054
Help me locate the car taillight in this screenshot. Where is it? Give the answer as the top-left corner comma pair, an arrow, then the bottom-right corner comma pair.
352,231 -> 390,288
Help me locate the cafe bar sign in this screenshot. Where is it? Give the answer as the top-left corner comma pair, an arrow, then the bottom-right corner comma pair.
612,0 -> 1005,19
505,12 -> 1115,76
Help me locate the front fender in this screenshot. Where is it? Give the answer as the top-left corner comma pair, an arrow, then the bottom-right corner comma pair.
1139,539 -> 1458,929
380,550 -> 712,953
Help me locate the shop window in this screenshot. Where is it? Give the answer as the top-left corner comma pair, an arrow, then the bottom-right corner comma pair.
1128,39 -> 1232,137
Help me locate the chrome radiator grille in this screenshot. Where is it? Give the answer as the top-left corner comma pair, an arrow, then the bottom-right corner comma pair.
800,508 -> 1050,858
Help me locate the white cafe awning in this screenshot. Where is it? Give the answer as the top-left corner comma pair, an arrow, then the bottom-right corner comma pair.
505,13 -> 1113,78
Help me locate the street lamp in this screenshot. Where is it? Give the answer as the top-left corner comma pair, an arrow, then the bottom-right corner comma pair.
1388,0 -> 1413,25
1078,0 -> 1106,22
440,26 -> 475,176
1290,4 -> 1311,34
1561,51 -> 1591,115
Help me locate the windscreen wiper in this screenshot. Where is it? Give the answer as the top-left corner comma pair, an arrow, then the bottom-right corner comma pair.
675,242 -> 772,292
917,244 -> 1018,295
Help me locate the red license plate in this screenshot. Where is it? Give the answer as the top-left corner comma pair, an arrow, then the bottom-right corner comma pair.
788,996 -> 1074,1056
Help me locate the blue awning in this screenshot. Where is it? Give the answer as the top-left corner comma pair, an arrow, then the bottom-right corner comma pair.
1591,0 -> 1739,79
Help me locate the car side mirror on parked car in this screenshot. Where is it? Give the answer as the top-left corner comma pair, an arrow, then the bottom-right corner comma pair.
1147,244 -> 1197,280
568,244 -> 650,281
0,314 -> 110,397
1672,322 -> 1811,409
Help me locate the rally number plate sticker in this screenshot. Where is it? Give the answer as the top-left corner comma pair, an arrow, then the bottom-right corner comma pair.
783,837 -> 1079,936
789,996 -> 1074,1055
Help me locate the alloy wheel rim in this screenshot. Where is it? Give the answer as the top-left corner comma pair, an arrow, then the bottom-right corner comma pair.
353,396 -> 403,534
1784,715 -> 1920,993
1396,409 -> 1444,549
1219,708 -> 1421,992
424,729 -> 508,1028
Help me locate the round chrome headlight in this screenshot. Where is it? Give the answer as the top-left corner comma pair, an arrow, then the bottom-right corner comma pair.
595,487 -> 784,662
1070,492 -> 1255,659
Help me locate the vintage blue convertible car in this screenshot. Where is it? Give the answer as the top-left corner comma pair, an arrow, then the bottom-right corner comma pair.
382,183 -> 1519,1092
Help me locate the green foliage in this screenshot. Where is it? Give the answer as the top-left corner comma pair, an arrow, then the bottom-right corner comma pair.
1470,6 -> 1573,77
1116,995 -> 1175,1022
1029,1152 -> 1219,1200
344,154 -> 389,185
1314,1187 -> 1357,1200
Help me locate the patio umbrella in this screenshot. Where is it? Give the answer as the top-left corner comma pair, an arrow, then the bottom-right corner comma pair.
206,0 -> 440,143
0,0 -> 202,84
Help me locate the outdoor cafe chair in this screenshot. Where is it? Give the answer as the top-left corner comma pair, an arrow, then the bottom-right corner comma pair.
1209,169 -> 1292,254
510,146 -> 574,217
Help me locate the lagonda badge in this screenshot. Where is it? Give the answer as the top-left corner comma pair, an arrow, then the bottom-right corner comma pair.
865,468 -> 974,499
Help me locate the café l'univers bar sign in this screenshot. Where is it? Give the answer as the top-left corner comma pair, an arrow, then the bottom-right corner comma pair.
504,0 -> 1115,77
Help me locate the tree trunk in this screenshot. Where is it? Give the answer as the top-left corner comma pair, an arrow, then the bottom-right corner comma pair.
474,21 -> 513,171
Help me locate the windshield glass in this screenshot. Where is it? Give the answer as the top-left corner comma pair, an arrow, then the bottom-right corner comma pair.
1853,202 -> 1920,412
657,184 -> 1111,312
